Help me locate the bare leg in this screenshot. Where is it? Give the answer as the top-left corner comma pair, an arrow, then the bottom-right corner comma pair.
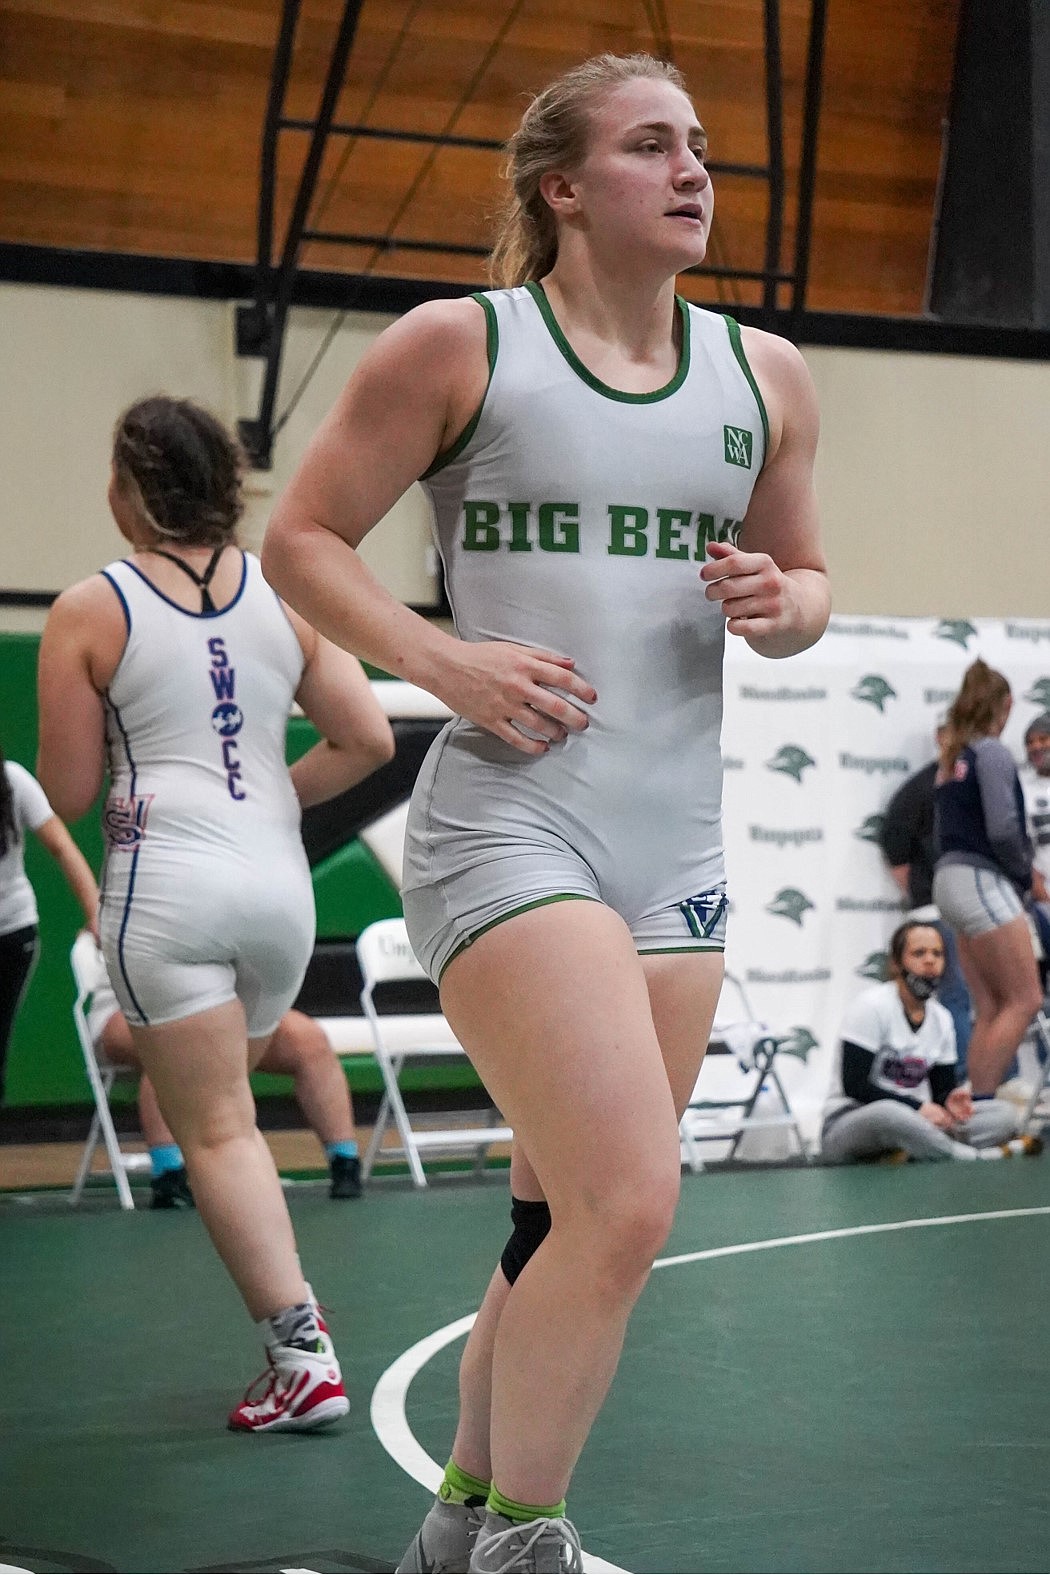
129,1000 -> 307,1320
450,1147 -> 544,1482
439,902 -> 721,1506
100,1013 -> 179,1150
257,1009 -> 356,1150
958,919 -> 1042,1095
446,948 -> 721,1488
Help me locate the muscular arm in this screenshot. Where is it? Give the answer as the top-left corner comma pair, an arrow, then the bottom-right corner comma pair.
701,330 -> 829,658
37,577 -> 126,823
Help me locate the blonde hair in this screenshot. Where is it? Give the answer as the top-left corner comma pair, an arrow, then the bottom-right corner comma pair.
489,52 -> 688,288
940,658 -> 1011,772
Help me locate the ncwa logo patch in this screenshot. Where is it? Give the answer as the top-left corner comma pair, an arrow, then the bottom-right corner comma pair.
723,425 -> 753,468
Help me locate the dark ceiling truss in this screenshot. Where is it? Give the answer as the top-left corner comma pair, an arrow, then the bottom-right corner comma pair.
237,0 -> 829,469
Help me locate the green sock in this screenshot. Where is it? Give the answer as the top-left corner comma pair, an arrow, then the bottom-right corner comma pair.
438,1459 -> 491,1505
487,1483 -> 567,1524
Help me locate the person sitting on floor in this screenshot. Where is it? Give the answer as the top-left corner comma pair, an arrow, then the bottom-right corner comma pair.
821,919 -> 1039,1164
86,960 -> 363,1205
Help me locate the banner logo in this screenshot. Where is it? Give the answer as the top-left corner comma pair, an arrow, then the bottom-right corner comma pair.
857,950 -> 889,980
767,744 -> 816,783
767,887 -> 815,926
935,618 -> 977,648
723,425 -> 753,468
1024,677 -> 1050,709
852,674 -> 897,712
777,1026 -> 819,1061
854,814 -> 886,843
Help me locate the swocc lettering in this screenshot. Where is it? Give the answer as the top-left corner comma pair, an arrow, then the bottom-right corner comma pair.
208,636 -> 246,801
462,501 -> 743,558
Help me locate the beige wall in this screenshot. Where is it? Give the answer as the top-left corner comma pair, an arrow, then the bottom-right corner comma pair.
1,280 -> 1048,632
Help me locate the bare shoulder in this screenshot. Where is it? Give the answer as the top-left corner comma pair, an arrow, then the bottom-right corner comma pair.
46,573 -> 125,633
739,325 -> 815,396
362,294 -> 490,381
738,326 -> 819,456
42,573 -> 128,688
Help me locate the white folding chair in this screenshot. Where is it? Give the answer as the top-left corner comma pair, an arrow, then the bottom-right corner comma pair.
679,971 -> 810,1173
69,933 -> 150,1209
355,918 -> 512,1187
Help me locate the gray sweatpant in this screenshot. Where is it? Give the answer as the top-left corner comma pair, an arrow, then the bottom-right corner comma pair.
821,1098 -> 1018,1163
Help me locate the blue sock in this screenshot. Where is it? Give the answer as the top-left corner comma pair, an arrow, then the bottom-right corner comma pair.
150,1144 -> 184,1177
325,1140 -> 358,1161
972,1092 -> 995,1102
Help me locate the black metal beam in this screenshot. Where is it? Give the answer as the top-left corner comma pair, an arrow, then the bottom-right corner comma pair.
761,0 -> 786,321
239,0 -> 367,468
249,0 -> 301,350
300,230 -> 490,257
791,0 -> 829,328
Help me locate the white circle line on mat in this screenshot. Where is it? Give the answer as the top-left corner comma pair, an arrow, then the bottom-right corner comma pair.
371,1205 -> 1050,1574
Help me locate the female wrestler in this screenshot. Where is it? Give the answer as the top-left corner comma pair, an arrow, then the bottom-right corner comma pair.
37,395 -> 393,1430
263,53 -> 829,1570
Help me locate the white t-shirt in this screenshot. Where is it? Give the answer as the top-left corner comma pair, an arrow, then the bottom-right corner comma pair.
1020,766 -> 1050,883
0,762 -> 54,936
824,979 -> 957,1120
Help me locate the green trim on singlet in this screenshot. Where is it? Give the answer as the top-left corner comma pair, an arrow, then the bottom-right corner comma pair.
421,293 -> 499,480
723,314 -> 770,459
637,944 -> 726,955
438,892 -> 600,981
525,281 -> 691,404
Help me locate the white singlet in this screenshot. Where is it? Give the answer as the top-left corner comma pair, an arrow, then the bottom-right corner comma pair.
98,552 -> 314,1034
403,284 -> 767,980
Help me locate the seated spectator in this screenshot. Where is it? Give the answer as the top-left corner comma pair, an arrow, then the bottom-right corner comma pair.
878,716 -> 972,1070
821,920 -> 1038,1164
86,964 -> 363,1205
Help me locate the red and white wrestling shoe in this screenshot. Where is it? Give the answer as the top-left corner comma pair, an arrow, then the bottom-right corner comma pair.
228,1335 -> 349,1432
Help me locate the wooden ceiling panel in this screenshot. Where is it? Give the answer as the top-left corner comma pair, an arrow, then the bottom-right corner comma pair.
0,0 -> 960,317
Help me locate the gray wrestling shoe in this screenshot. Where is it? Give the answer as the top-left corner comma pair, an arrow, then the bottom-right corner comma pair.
396,1496 -> 487,1573
468,1512 -> 583,1573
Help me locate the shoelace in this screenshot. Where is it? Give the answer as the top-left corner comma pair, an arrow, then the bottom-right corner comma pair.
237,1364 -> 279,1409
479,1516 -> 582,1573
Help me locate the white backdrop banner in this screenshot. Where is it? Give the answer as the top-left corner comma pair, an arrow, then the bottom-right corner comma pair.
718,614 -> 1050,1132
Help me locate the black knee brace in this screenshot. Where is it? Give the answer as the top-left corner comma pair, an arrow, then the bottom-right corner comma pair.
500,1196 -> 552,1285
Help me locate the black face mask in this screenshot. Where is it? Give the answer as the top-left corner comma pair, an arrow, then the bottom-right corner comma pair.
902,970 -> 938,1002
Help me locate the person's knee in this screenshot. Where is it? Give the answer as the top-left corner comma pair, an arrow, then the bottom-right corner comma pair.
267,1011 -> 331,1075
571,1160 -> 681,1284
177,1093 -> 257,1154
